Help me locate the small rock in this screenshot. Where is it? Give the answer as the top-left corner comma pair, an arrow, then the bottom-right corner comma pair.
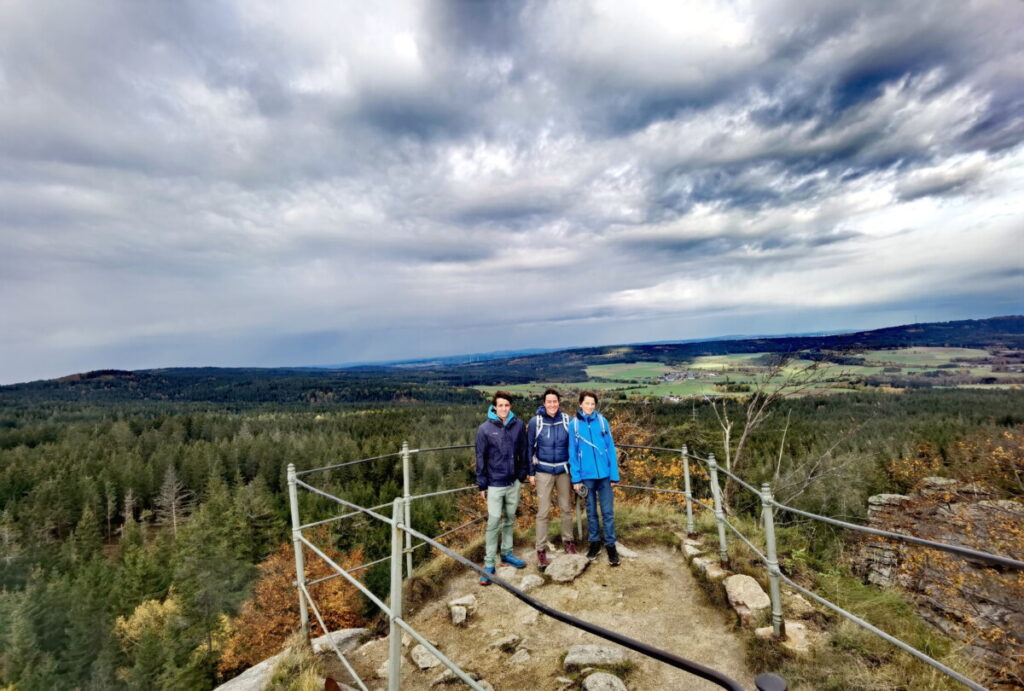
508,648 -> 532,664
614,543 -> 639,558
564,644 -> 628,670
547,541 -> 561,552
497,565 -> 519,580
555,677 -> 575,690
583,671 -> 628,691
490,634 -> 521,653
547,554 -> 590,582
520,574 -> 545,592
450,605 -> 467,626
447,594 -> 478,613
479,682 -> 495,691
517,607 -> 540,625
694,556 -> 730,581
411,644 -> 442,670
375,660 -> 389,679
724,574 -> 771,626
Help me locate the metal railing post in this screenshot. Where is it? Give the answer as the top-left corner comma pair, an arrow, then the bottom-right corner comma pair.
401,441 -> 413,578
760,483 -> 786,639
388,499 -> 404,691
707,453 -> 729,567
682,445 -> 695,536
287,464 -> 309,636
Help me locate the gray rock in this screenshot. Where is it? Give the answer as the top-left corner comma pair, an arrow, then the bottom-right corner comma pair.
411,644 -> 442,670
693,556 -> 729,581
311,628 -> 368,654
490,634 -> 521,652
213,654 -> 279,691
497,565 -> 519,580
450,605 -> 467,626
564,644 -> 628,670
583,671 -> 628,691
520,574 -> 545,592
555,677 -> 575,690
431,668 -> 481,686
724,574 -> 771,626
447,594 -> 478,613
546,554 -> 590,582
755,620 -> 817,655
683,544 -> 703,558
508,648 -> 532,664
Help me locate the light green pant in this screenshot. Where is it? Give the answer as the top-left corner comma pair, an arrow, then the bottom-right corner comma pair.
484,481 -> 521,568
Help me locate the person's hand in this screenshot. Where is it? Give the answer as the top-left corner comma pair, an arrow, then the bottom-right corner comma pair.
573,483 -> 583,493
528,476 -> 536,487
479,490 -> 487,501
611,481 -> 619,488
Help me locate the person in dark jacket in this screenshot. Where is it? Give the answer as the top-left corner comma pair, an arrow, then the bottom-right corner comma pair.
527,388 -> 578,568
475,390 -> 529,584
569,390 -> 621,566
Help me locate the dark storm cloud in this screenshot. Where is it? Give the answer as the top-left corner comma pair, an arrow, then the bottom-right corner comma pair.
1,0 -> 1022,383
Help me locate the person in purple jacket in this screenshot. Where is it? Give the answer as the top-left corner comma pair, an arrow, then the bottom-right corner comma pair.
569,390 -> 620,566
475,390 -> 530,585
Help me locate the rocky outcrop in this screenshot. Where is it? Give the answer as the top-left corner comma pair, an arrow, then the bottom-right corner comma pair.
855,478 -> 1024,682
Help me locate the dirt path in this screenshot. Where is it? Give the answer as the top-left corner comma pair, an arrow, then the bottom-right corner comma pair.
341,544 -> 754,690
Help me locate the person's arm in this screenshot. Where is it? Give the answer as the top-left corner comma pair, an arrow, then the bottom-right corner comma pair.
526,417 -> 536,484
475,425 -> 488,496
606,419 -> 620,484
516,420 -> 529,484
569,420 -> 582,490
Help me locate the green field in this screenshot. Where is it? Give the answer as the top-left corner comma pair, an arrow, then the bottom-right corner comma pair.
475,347 -> 1021,401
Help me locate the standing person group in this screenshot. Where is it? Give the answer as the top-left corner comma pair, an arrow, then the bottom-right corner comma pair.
475,388 -> 620,585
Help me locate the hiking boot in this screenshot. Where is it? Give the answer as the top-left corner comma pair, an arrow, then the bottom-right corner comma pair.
537,549 -> 549,569
501,552 -> 527,569
607,544 -> 620,567
479,566 -> 495,586
586,542 -> 601,561
564,540 -> 578,555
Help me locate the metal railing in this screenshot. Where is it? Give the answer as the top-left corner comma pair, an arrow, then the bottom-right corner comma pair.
288,439 -> 1021,690
616,443 -> 1024,691
287,443 -> 785,690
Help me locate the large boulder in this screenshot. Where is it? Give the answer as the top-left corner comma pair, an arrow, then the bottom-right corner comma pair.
546,554 -> 590,582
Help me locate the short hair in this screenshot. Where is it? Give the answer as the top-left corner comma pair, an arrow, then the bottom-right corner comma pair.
578,390 -> 598,405
492,390 -> 514,406
542,388 -> 561,401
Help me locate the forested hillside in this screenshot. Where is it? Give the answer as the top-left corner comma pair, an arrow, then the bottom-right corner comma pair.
0,385 -> 1021,688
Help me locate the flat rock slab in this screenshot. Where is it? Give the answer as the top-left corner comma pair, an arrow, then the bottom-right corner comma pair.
583,671 -> 628,690
564,644 -> 628,670
693,557 -> 730,581
508,648 -> 531,664
311,628 -> 368,654
450,605 -> 467,626
683,544 -> 703,558
546,554 -> 590,582
520,574 -> 545,592
755,620 -> 818,655
411,644 -> 442,669
725,575 -> 771,625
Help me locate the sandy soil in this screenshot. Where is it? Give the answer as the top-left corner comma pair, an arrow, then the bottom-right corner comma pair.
335,543 -> 754,690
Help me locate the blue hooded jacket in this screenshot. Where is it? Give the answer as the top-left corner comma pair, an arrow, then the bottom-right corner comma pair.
475,406 -> 529,491
568,410 -> 619,482
527,406 -> 570,475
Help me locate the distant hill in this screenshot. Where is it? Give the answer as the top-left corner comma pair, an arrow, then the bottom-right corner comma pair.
2,316 -> 1020,403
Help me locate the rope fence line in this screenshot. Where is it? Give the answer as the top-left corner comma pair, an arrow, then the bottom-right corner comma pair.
289,439 -> 1021,691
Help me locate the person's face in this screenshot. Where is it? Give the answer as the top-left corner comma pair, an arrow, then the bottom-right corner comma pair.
580,396 -> 596,415
543,394 -> 560,417
494,398 -> 512,420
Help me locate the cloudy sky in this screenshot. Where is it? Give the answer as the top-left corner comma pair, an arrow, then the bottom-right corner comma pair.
2,1 -> 1023,384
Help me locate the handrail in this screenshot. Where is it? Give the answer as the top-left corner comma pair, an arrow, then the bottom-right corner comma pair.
290,439 -> 1020,691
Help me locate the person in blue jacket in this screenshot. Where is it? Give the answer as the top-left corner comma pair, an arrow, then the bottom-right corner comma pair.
569,390 -> 620,566
475,390 -> 529,585
527,388 -> 578,569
